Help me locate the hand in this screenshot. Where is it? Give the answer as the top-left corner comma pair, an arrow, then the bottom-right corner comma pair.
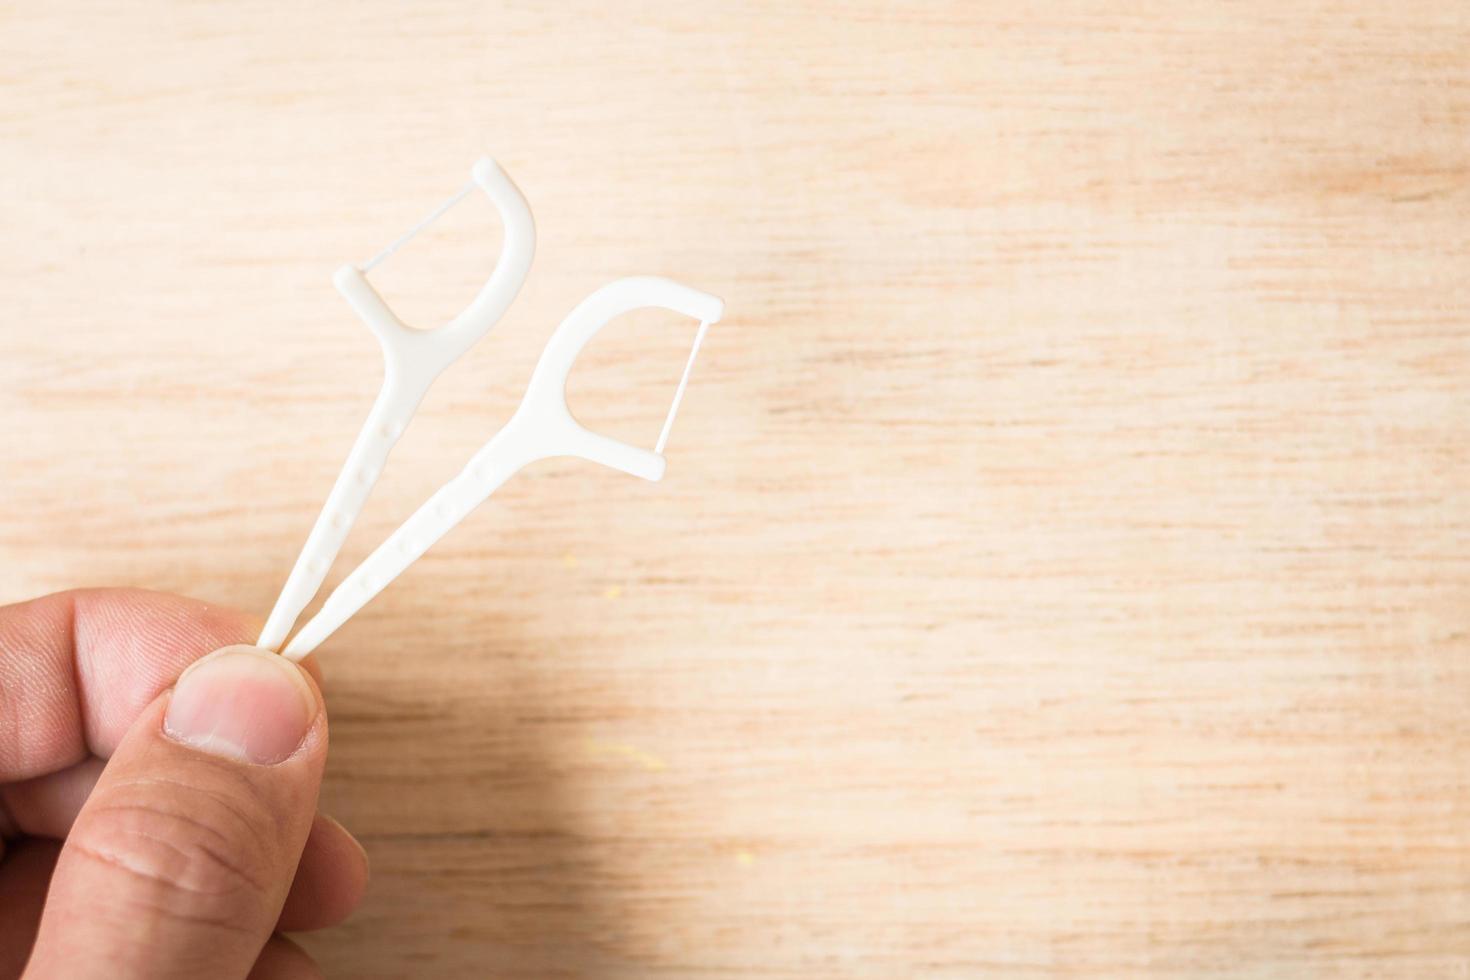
0,589 -> 368,979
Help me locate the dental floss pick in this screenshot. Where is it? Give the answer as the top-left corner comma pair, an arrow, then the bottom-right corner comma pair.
262,161 -> 723,658
282,277 -> 720,660
257,158 -> 534,652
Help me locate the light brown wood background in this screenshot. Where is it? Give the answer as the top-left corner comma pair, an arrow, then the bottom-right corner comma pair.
3,1 -> 1469,976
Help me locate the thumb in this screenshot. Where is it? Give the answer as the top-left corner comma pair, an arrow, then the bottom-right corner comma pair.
24,645 -> 327,980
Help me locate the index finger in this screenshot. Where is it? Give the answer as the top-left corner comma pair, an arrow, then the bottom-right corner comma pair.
0,588 -> 257,781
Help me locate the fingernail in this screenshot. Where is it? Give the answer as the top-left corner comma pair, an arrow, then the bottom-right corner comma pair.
165,645 -> 318,765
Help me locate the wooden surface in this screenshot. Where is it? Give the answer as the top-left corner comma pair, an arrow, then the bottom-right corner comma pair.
3,2 -> 1469,976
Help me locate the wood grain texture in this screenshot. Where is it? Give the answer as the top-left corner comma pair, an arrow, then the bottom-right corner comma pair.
2,1 -> 1469,976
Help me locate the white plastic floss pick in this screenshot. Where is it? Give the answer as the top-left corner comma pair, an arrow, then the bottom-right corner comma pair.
257,158 -> 535,652
261,160 -> 723,659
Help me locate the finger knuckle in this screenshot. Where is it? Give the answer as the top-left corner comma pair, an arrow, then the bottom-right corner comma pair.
71,773 -> 280,933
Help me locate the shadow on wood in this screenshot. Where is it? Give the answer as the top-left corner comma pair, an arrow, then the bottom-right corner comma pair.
298,630 -> 635,978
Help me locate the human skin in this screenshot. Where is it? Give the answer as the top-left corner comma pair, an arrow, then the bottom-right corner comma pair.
0,589 -> 368,979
